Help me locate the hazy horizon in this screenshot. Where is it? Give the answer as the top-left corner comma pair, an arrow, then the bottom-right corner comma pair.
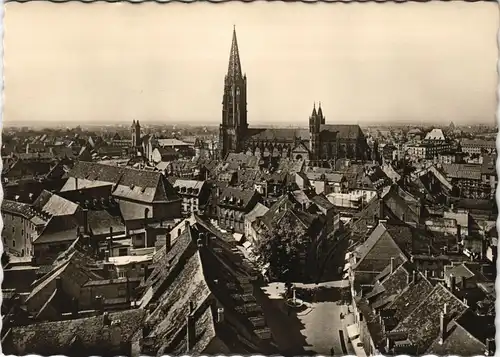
3,2 -> 498,126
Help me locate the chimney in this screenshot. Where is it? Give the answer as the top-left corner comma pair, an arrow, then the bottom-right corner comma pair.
386,337 -> 394,353
485,337 -> 495,356
449,274 -> 456,293
56,276 -> 63,291
390,257 -> 395,274
103,311 -> 111,325
75,177 -> 78,191
443,303 -> 448,315
412,269 -> 417,283
185,220 -> 190,232
217,307 -> 224,323
166,231 -> 172,252
142,325 -> 151,339
144,265 -> 152,280
110,319 -> 122,347
439,311 -> 447,344
461,275 -> 467,289
96,295 -> 105,314
83,209 -> 89,234
72,297 -> 79,317
108,227 -> 114,258
186,309 -> 195,352
481,238 -> 488,260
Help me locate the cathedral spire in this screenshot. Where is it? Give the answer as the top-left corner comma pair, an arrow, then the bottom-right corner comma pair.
227,26 -> 243,79
318,102 -> 323,116
312,102 -> 317,117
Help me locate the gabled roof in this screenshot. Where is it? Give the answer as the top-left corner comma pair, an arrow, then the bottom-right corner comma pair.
245,203 -> 269,224
6,309 -> 145,356
219,187 -> 258,210
246,128 -> 309,142
33,190 -> 80,217
141,216 -> 274,355
320,124 -> 364,139
392,283 -> 468,352
62,161 -> 180,203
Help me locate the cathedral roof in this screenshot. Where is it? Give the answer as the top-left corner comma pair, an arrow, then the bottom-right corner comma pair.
245,128 -> 309,142
320,124 -> 363,140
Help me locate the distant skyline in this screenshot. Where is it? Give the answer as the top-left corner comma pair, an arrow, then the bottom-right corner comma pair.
3,2 -> 498,126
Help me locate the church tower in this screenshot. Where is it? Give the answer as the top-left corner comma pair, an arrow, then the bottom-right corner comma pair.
309,103 -> 323,160
219,26 -> 248,159
131,120 -> 141,147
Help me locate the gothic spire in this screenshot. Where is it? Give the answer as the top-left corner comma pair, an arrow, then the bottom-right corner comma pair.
318,102 -> 323,117
227,26 -> 243,79
312,102 -> 317,117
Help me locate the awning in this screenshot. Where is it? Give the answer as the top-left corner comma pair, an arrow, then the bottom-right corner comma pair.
233,233 -> 244,242
347,323 -> 360,340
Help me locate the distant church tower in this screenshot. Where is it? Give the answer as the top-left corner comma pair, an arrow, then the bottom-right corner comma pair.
131,120 -> 141,147
309,102 -> 325,161
219,26 -> 248,159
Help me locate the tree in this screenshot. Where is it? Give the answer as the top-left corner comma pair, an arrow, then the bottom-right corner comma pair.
254,212 -> 308,282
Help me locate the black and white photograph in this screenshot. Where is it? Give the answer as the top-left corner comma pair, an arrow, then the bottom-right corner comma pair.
0,1 -> 498,356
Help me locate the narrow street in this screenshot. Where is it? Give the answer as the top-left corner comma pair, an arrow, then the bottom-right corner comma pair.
261,282 -> 356,356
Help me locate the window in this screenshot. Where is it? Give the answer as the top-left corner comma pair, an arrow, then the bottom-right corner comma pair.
12,240 -> 15,247
21,229 -> 24,236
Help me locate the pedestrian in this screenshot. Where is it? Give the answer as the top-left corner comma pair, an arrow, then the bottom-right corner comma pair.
330,347 -> 334,356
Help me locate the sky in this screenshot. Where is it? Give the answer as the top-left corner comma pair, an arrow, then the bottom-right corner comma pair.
3,1 -> 499,126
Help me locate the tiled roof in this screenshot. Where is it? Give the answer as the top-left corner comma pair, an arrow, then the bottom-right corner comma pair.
441,163 -> 482,180
7,309 -> 145,356
393,283 -> 468,352
1,200 -> 34,219
87,210 -> 125,236
245,203 -> 269,223
142,217 -> 273,355
384,274 -> 434,326
311,194 -> 334,211
157,138 -> 192,147
219,187 -> 258,210
320,124 -> 363,139
173,179 -> 206,197
246,128 -> 309,142
426,319 -> 486,355
63,161 -> 180,203
33,190 -> 79,217
34,216 -> 79,244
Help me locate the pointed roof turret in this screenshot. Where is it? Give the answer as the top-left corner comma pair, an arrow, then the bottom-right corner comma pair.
131,120 -> 136,128
227,26 -> 243,79
311,102 -> 317,117
317,102 -> 323,117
